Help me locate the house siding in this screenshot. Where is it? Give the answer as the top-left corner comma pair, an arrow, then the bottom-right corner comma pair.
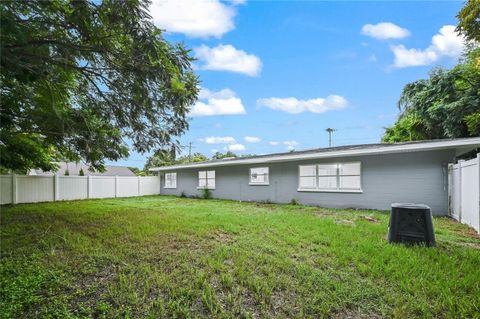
160,149 -> 455,215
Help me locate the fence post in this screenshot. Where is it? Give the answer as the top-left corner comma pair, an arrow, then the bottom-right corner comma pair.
158,173 -> 161,194
53,174 -> 58,201
447,164 -> 453,216
115,175 -> 119,198
12,174 -> 17,204
477,153 -> 480,232
458,159 -> 465,222
87,175 -> 91,199
138,176 -> 141,196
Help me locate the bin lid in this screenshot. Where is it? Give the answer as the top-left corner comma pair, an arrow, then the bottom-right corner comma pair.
391,203 -> 431,209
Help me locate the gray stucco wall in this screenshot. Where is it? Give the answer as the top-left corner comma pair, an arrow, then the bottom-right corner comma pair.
160,149 -> 455,215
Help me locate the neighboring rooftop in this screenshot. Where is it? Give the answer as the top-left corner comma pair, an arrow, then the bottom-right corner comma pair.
30,162 -> 136,176
150,137 -> 480,171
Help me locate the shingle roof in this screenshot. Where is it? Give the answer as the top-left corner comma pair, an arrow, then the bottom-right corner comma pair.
32,162 -> 135,176
150,137 -> 480,171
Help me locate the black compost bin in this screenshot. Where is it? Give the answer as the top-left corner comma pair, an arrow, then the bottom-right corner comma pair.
387,203 -> 435,246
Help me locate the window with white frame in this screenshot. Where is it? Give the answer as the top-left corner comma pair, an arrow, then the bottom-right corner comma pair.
249,167 -> 269,185
164,172 -> 177,188
299,162 -> 361,191
198,170 -> 215,189
299,165 -> 317,189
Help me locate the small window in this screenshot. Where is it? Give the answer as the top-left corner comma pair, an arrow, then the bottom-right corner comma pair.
164,172 -> 177,188
299,162 -> 362,192
198,170 -> 215,189
249,167 -> 269,185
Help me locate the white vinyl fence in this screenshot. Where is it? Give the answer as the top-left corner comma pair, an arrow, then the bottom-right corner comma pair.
0,175 -> 160,205
448,154 -> 480,233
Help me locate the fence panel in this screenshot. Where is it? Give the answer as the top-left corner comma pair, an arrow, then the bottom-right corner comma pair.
460,158 -> 479,232
16,176 -> 54,203
118,177 -> 139,197
140,176 -> 160,195
58,176 -> 88,201
449,155 -> 480,233
0,174 -> 160,205
91,176 -> 116,199
450,166 -> 461,220
1,175 -> 12,205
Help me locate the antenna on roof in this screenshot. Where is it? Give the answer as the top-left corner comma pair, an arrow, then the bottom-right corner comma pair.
325,128 -> 336,147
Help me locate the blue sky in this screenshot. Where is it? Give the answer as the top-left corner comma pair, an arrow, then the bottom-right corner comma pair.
110,0 -> 466,168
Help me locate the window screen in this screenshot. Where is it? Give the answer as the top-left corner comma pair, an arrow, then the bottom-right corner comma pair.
164,173 -> 177,188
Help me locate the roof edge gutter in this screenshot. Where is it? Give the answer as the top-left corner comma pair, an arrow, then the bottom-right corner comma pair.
149,138 -> 480,172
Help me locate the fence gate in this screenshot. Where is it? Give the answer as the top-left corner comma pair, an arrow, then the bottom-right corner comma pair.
448,154 -> 480,233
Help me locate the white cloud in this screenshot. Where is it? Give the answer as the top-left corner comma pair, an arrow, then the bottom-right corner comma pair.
391,25 -> 465,68
211,149 -> 219,153
269,141 -> 280,146
244,136 -> 261,143
189,87 -> 246,117
194,44 -> 262,76
228,143 -> 246,151
257,95 -> 348,114
283,140 -> 299,151
204,136 -> 236,144
149,0 -> 242,38
361,22 -> 410,40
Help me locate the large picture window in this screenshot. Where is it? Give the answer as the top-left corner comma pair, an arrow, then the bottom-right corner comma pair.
164,172 -> 177,188
249,167 -> 269,185
198,170 -> 215,189
299,162 -> 361,192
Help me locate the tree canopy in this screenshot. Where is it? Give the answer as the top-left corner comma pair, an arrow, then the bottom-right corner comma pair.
456,0 -> 480,44
382,49 -> 480,142
143,150 -> 208,173
0,0 -> 198,173
212,151 -> 238,160
383,0 -> 480,143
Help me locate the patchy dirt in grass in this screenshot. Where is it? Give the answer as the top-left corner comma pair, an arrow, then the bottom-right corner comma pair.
440,239 -> 480,250
331,308 -> 384,319
335,219 -> 355,226
314,210 -> 337,218
360,215 -> 380,223
69,262 -> 118,306
208,230 -> 235,245
455,225 -> 480,239
270,289 -> 299,317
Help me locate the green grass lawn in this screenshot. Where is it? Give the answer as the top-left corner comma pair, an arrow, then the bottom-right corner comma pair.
1,196 -> 479,318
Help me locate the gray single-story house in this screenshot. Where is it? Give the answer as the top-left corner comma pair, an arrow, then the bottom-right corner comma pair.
150,138 -> 480,215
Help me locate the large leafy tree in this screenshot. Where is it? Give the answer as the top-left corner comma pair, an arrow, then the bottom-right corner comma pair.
0,0 -> 198,173
384,0 -> 480,143
457,0 -> 480,44
383,48 -> 480,142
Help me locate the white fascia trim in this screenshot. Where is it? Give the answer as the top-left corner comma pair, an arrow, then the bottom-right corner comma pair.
149,138 -> 480,171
